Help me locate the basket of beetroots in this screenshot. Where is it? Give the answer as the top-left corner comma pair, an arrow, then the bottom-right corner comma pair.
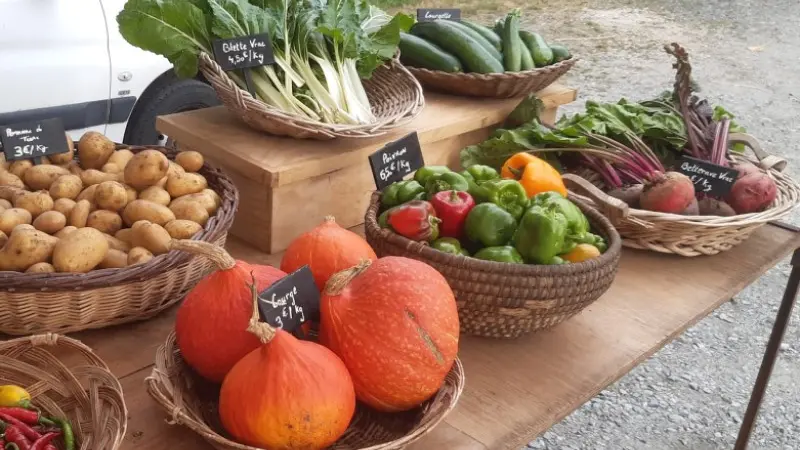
364,157 -> 623,339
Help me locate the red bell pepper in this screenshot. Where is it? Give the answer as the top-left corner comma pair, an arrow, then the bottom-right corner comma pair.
430,190 -> 475,239
386,200 -> 441,242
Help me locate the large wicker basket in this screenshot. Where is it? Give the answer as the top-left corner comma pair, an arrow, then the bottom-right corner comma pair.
0,145 -> 239,335
146,332 -> 465,450
0,333 -> 127,450
407,57 -> 577,98
364,187 -> 623,339
199,53 -> 425,140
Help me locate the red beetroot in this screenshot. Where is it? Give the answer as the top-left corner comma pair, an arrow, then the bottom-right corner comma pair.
608,184 -> 643,208
731,161 -> 760,179
639,172 -> 696,214
682,197 -> 699,215
698,198 -> 736,216
726,171 -> 777,214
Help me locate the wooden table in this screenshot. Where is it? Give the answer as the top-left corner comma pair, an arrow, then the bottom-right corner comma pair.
64,222 -> 800,450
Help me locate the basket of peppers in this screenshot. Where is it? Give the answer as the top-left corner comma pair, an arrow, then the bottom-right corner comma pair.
365,153 -> 625,339
0,334 -> 127,450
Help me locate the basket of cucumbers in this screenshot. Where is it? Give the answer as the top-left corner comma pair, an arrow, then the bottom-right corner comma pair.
399,10 -> 576,98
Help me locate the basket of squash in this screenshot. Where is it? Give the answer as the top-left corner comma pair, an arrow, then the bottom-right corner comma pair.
0,131 -> 238,335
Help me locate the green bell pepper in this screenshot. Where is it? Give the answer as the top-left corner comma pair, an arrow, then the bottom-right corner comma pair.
513,205 -> 568,264
378,206 -> 395,228
460,165 -> 500,203
529,191 -> 589,238
432,237 -> 469,256
381,180 -> 426,208
483,179 -> 529,220
576,232 -> 607,253
414,166 -> 452,186
465,203 -> 518,247
425,172 -> 470,199
474,246 -> 524,264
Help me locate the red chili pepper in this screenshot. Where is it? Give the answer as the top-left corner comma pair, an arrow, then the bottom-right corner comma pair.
3,424 -> 32,450
386,200 -> 441,242
430,190 -> 475,239
0,414 -> 40,443
0,409 -> 53,427
29,432 -> 59,450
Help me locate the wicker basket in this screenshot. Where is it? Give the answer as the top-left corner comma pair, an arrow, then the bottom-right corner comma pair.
146,332 -> 465,450
198,53 -> 425,140
0,145 -> 239,335
0,333 -> 127,449
565,133 -> 800,257
407,57 -> 577,98
364,187 -> 623,339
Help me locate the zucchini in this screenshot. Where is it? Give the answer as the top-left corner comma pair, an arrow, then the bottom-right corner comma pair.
519,42 -> 534,70
549,44 -> 572,62
459,20 -> 503,52
501,11 -> 522,72
410,21 -> 504,74
520,30 -> 554,67
447,20 -> 503,62
399,32 -> 463,73
493,18 -> 505,36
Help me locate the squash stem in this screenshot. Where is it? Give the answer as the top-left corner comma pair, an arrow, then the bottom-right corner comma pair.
324,259 -> 372,295
247,274 -> 277,344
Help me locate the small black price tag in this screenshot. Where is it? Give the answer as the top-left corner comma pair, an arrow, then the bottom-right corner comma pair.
1,118 -> 70,162
368,131 -> 425,190
677,156 -> 739,197
416,8 -> 461,22
256,265 -> 319,332
212,33 -> 275,71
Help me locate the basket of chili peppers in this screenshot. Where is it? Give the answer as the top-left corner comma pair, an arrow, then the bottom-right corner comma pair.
0,334 -> 127,450
364,156 -> 624,339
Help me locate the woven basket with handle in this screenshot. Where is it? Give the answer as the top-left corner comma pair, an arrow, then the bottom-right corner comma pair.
364,182 -> 624,339
198,53 -> 425,140
0,333 -> 127,450
0,145 -> 239,335
407,57 -> 577,98
566,133 -> 800,257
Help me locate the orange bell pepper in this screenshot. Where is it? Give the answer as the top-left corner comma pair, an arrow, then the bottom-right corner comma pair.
500,153 -> 567,198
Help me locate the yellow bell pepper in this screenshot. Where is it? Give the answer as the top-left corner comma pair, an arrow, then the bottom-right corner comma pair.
501,152 -> 567,198
561,243 -> 602,263
0,385 -> 31,407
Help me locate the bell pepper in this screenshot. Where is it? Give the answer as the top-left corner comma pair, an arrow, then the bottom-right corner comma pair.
414,166 -> 452,186
430,190 -> 475,238
432,237 -> 469,256
501,152 -> 567,198
482,179 -> 529,220
577,232 -> 607,253
465,203 -> 518,247
460,165 -> 500,203
0,386 -> 30,409
561,243 -> 601,263
380,180 -> 425,208
474,246 -> 524,264
386,200 -> 440,242
530,191 -> 589,237
513,205 -> 568,264
425,172 -> 469,199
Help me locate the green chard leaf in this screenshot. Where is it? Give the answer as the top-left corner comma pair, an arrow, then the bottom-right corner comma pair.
356,12 -> 413,77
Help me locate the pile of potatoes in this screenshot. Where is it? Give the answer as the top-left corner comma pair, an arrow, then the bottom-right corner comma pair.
0,132 -> 223,273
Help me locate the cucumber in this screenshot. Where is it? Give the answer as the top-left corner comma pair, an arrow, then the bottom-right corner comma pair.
501,11 -> 522,72
447,20 -> 503,62
493,18 -> 505,35
399,32 -> 463,72
520,30 -> 554,67
459,20 -> 503,52
549,44 -> 572,62
519,41 -> 534,70
410,21 -> 504,74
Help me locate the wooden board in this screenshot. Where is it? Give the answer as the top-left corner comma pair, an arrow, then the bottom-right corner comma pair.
57,223 -> 798,450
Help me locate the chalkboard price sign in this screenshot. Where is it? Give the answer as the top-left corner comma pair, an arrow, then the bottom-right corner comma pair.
417,8 -> 461,22
677,156 -> 739,197
212,33 -> 275,71
257,265 -> 319,332
1,118 -> 70,162
368,131 -> 425,190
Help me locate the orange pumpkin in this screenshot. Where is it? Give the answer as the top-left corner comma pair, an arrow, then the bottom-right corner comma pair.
219,279 -> 355,449
173,240 -> 287,383
281,216 -> 377,291
320,257 -> 460,412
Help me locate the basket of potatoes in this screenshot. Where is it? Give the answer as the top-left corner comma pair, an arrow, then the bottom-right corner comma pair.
0,132 -> 238,335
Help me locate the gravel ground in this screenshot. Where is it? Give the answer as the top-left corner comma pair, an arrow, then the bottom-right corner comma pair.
515,1 -> 800,449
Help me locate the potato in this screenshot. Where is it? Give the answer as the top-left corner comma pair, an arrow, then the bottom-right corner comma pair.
99,248 -> 128,269
138,186 -> 171,206
49,174 -> 83,200
164,219 -> 203,240
24,165 -> 70,190
0,230 -> 6,247
115,228 -> 133,244
13,191 -> 53,218
9,160 -> 33,179
124,150 -> 169,190
78,131 -> 115,170
48,133 -> 76,165
128,247 -> 154,266
0,199 -> 10,209
170,192 -> 218,216
53,198 -> 77,217
55,226 -> 77,239
33,210 -> 67,234
101,163 -> 121,174
122,199 -> 175,226
81,169 -> 121,186
76,185 -> 98,209
107,149 -> 134,171
175,151 -> 204,173
168,161 -> 185,177
131,220 -> 172,255
26,262 -> 56,274
0,205 -> 4,215
203,189 -> 222,209
69,199 -> 91,227
0,171 -> 25,189
124,185 -> 137,204
64,161 -> 83,176
86,210 -> 123,235
104,233 -> 131,252
95,181 -> 128,211
0,226 -> 58,271
53,227 -> 109,273
170,201 -> 209,226
166,172 -> 207,198
156,176 -> 168,188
